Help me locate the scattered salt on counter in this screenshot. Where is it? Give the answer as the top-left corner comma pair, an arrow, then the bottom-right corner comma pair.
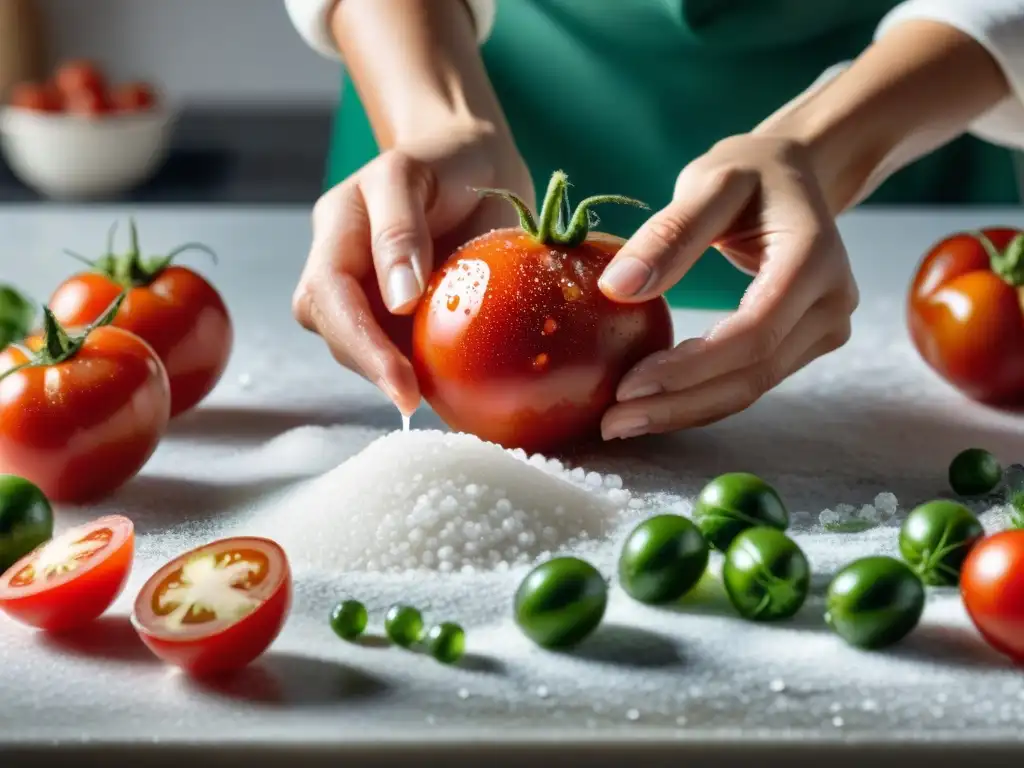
234,429 -> 633,573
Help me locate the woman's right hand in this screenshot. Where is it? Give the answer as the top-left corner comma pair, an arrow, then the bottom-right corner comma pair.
292,123 -> 533,415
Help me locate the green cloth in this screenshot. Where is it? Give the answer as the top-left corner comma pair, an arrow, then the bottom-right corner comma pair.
325,0 -> 1021,309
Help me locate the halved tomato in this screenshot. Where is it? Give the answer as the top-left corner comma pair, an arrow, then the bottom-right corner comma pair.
0,515 -> 134,631
131,536 -> 291,676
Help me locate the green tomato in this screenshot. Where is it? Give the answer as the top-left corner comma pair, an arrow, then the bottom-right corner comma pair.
825,556 -> 925,649
426,622 -> 466,664
385,604 -> 424,648
514,556 -> 607,649
899,500 -> 983,586
330,599 -> 368,640
618,514 -> 709,605
693,472 -> 788,551
721,527 -> 810,621
0,475 -> 53,574
948,448 -> 1002,496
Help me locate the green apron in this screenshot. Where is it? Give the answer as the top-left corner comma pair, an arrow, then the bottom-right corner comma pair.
325,0 -> 1020,309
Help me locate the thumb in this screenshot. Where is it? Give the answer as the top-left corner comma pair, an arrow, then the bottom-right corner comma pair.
598,165 -> 757,302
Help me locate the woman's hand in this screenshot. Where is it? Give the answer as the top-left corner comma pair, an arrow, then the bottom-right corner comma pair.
292,124 -> 533,415
598,135 -> 860,440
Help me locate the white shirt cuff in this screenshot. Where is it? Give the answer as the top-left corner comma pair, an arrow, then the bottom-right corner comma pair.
284,0 -> 497,62
876,0 -> 1024,150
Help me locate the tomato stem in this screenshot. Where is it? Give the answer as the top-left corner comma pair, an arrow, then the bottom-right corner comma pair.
0,285 -> 36,349
476,170 -> 648,248
974,230 -> 1024,287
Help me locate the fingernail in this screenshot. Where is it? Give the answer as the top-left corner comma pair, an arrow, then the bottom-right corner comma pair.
599,257 -> 653,297
602,415 -> 650,441
386,263 -> 421,311
618,382 -> 662,402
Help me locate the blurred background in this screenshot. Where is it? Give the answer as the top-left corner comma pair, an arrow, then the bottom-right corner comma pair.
0,0 -> 338,203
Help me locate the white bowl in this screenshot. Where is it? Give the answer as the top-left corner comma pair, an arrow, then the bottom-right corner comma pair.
0,105 -> 176,200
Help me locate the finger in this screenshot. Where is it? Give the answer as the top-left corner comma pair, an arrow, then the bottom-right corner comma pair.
616,230 -> 839,401
602,300 -> 849,439
598,165 -> 758,302
362,156 -> 435,314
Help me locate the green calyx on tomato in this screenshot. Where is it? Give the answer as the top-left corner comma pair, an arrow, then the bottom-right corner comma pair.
898,500 -> 983,586
722,527 -> 810,622
948,448 -> 1002,497
514,556 -> 608,649
475,169 -> 648,248
618,514 -> 709,605
825,556 -> 925,650
0,291 -> 127,383
975,229 -> 1024,287
0,475 -> 54,574
0,286 -> 36,349
693,472 -> 789,551
65,219 -> 217,289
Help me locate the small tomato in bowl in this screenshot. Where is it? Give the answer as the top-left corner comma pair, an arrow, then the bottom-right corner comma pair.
412,170 -> 674,453
50,220 -> 233,418
907,228 -> 1024,404
0,293 -> 170,504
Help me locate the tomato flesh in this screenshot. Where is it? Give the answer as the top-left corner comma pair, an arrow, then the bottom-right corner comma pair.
0,326 -> 170,503
907,228 -> 1024,404
0,515 -> 134,631
960,529 -> 1024,662
131,537 -> 291,676
50,267 -> 233,418
412,230 -> 673,452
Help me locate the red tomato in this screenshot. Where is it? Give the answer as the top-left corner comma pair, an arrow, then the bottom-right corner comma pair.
960,529 -> 1024,662
908,228 -> 1024,404
50,224 -> 232,418
412,171 -> 673,453
0,515 -> 134,631
111,82 -> 157,112
53,60 -> 106,96
7,81 -> 63,112
131,536 -> 292,676
0,299 -> 171,504
64,87 -> 111,117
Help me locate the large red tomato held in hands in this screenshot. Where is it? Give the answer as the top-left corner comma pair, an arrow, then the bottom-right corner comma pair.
908,228 -> 1024,405
49,220 -> 233,418
0,296 -> 170,504
412,170 -> 674,453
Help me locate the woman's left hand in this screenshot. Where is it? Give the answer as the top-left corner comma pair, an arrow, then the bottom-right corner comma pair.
597,135 -> 860,440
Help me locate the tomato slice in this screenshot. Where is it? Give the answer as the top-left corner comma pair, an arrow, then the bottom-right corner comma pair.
131,537 -> 291,676
0,515 -> 134,631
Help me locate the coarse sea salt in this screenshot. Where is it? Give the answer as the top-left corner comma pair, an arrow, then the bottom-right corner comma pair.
234,428 -> 633,574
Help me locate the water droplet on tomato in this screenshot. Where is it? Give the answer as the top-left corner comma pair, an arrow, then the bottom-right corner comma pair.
446,294 -> 460,311
562,281 -> 582,302
542,317 -> 558,335
533,353 -> 549,371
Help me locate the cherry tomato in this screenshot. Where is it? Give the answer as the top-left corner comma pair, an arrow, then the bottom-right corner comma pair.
64,87 -> 111,117
960,529 -> 1024,662
7,81 -> 63,112
0,296 -> 171,504
53,60 -> 106,96
908,228 -> 1024,404
50,221 -> 232,418
131,536 -> 292,676
111,82 -> 157,112
412,171 -> 673,453
0,515 -> 134,631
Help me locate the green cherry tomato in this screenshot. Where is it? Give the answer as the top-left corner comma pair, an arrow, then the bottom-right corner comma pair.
618,514 -> 709,605
948,448 -> 1002,496
899,500 -> 984,586
0,474 -> 54,574
330,599 -> 368,640
385,604 -> 424,647
514,556 -> 607,649
721,527 -> 810,621
426,622 -> 466,664
825,556 -> 925,649
693,472 -> 789,551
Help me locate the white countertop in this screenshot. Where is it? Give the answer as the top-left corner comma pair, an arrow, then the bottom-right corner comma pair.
2,205 -> 1024,767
